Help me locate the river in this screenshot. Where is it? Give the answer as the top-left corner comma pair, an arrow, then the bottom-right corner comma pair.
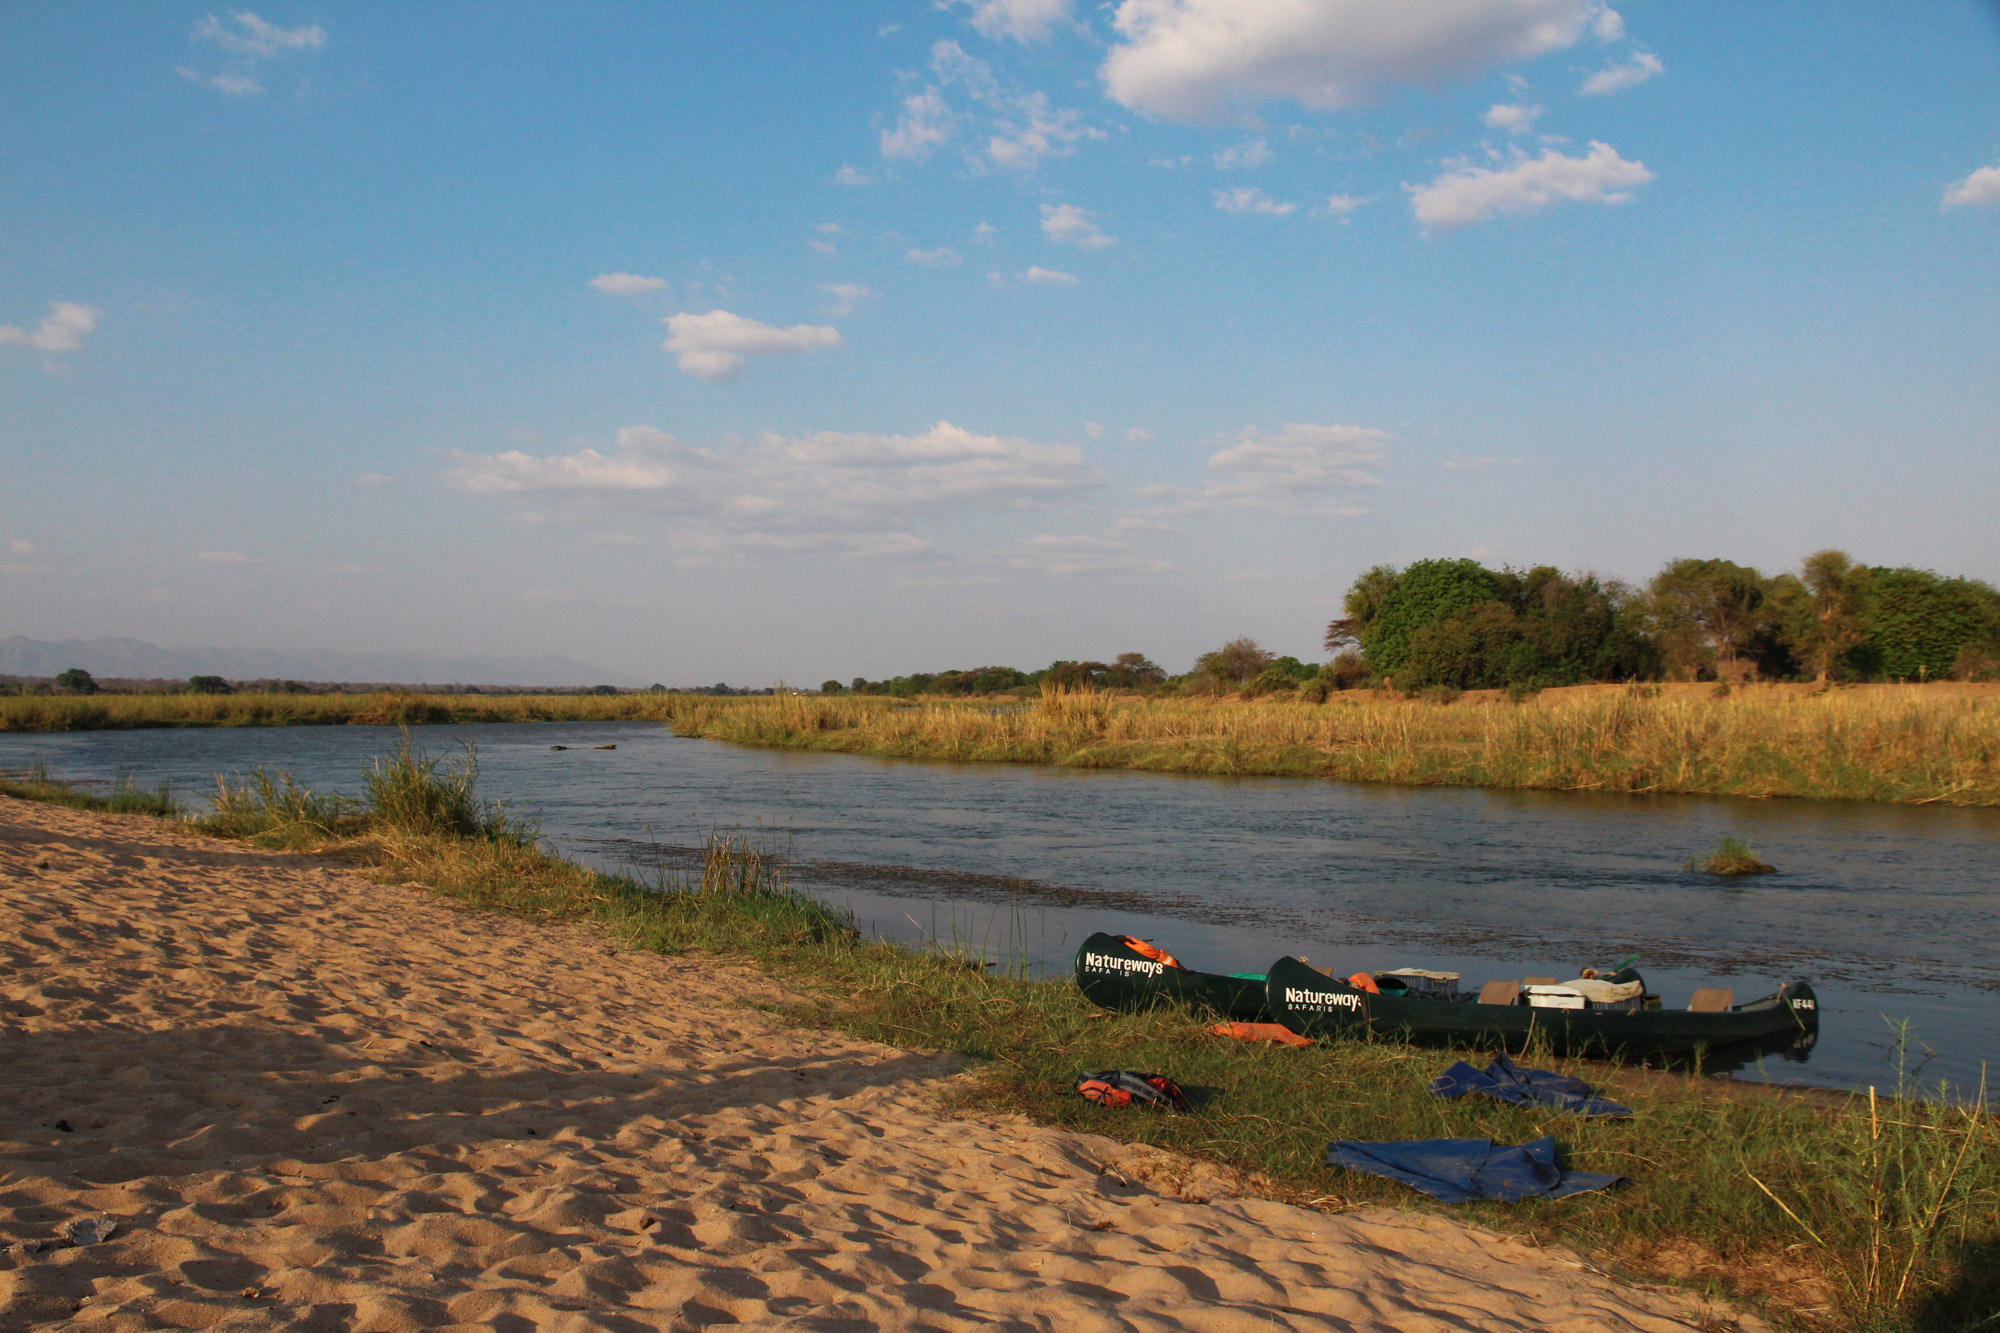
5,720 -> 1995,1097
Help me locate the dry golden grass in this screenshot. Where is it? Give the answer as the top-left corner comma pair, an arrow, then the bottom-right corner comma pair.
0,690 -> 680,732
665,682 -> 2000,806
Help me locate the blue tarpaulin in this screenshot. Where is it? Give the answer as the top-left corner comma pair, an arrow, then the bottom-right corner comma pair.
1428,1052 -> 1632,1118
1326,1136 -> 1626,1204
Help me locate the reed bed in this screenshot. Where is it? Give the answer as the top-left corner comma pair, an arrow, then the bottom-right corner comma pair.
0,690 -> 682,732
7,751 -> 1995,1329
666,684 -> 2000,806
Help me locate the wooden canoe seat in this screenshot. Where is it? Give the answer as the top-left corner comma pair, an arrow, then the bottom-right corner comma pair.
1688,988 -> 1734,1013
1478,980 -> 1522,1006
1522,976 -> 1558,986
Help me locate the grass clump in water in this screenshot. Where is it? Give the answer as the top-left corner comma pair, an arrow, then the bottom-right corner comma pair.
1698,836 -> 1778,876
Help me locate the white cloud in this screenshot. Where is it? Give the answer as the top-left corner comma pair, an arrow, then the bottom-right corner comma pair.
1085,422 -> 1107,439
985,91 -> 1099,169
660,310 -> 842,382
1101,0 -> 1611,122
974,221 -> 996,242
821,283 -> 876,315
957,0 -> 1073,43
1126,426 -> 1155,442
8,540 -> 35,555
445,421 -> 1103,560
0,302 -> 100,354
987,271 -> 1006,288
1441,455 -> 1524,470
182,11 -> 325,96
590,272 -> 668,296
1214,186 -> 1296,215
1041,203 -> 1116,248
811,240 -> 841,257
194,12 -> 326,58
881,88 -> 953,160
1482,102 -> 1543,132
1580,50 -> 1662,96
1942,164 -> 2000,210
907,247 -> 963,267
176,68 -> 264,95
1213,138 -> 1272,169
1202,422 -> 1388,514
1023,265 -> 1079,285
353,473 -> 399,489
1592,7 -> 1626,41
1409,141 -> 1652,229
1323,192 -> 1366,218
835,164 -> 872,186
198,549 -> 252,564
927,41 -> 1101,171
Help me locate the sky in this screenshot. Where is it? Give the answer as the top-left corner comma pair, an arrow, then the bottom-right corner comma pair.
3,1 -> 1998,685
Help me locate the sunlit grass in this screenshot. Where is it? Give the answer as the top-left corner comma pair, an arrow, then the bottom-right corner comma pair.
665,683 -> 2000,806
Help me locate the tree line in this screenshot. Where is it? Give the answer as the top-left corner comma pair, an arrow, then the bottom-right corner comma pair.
826,551 -> 1999,702
1325,552 -> 2000,693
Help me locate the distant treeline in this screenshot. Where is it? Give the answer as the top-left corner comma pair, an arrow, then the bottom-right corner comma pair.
0,673 -> 649,699
1329,551 -> 1999,694
830,551 -> 2000,701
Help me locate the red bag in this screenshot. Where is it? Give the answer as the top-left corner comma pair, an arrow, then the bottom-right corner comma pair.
1074,1069 -> 1190,1112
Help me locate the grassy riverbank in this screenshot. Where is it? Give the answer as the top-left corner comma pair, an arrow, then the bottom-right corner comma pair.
0,689 -> 681,731
10,746 -> 1994,1330
666,683 -> 2000,806
8,682 -> 1997,806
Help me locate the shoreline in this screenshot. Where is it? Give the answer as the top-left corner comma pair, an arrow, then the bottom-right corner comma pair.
0,795 -> 1763,1332
5,680 -> 1998,806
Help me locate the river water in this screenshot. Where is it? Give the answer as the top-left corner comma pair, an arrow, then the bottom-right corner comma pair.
5,721 -> 1996,1097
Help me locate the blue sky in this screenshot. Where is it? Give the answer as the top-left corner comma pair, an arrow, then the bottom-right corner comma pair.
4,1 -> 1997,683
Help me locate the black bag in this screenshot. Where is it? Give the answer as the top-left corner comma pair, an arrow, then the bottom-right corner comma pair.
1074,1069 -> 1189,1112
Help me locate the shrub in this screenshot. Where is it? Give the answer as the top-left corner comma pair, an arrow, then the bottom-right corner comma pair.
1324,652 -> 1369,690
362,734 -> 531,843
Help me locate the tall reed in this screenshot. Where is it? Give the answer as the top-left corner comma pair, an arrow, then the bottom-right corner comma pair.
665,684 -> 2000,805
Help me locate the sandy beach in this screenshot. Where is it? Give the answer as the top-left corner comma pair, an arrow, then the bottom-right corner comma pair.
0,796 -> 1757,1331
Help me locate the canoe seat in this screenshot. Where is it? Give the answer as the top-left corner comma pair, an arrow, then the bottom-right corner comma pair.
1688,988 -> 1734,1013
1478,980 -> 1521,1006
1522,976 -> 1558,985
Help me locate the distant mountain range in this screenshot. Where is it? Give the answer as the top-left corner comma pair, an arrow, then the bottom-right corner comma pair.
0,636 -> 640,688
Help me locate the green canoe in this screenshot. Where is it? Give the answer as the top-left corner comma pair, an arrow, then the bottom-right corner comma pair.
1074,932 -> 1269,1020
1263,955 -> 1820,1058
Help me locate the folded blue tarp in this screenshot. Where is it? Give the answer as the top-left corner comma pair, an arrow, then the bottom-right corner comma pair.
1326,1136 -> 1625,1204
1428,1052 -> 1632,1118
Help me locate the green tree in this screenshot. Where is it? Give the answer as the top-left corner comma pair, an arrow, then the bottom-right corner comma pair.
1647,558 -> 1767,679
1777,550 -> 1873,682
1193,637 -> 1275,691
1100,653 -> 1165,689
187,675 -> 233,695
819,679 -> 845,694
1851,568 -> 2000,681
54,667 -> 98,695
1334,558 -> 1501,676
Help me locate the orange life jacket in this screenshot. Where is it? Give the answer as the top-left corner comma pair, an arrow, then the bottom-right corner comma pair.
1118,936 -> 1185,970
1210,1021 -> 1313,1048
1349,972 -> 1381,994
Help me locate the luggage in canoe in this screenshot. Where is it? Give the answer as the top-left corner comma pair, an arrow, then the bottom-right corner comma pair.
1264,955 -> 1819,1058
1074,932 -> 1269,1021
